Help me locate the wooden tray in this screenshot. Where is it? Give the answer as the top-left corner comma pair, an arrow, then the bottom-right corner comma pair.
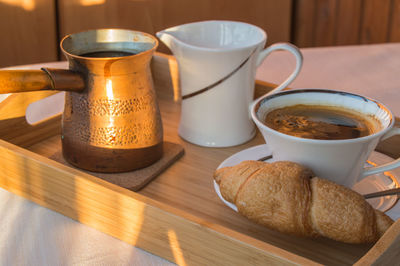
0,53 -> 399,265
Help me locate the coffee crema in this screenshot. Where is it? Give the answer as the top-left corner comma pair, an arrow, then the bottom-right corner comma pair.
263,104 -> 379,140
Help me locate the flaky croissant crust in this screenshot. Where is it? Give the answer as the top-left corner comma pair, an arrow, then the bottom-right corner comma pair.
214,160 -> 393,244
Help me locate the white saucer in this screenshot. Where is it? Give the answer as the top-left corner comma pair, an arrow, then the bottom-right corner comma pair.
214,144 -> 400,219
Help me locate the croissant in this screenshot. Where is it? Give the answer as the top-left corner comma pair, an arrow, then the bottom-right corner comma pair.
214,160 -> 394,244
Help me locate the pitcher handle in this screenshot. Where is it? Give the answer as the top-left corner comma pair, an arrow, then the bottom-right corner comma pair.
256,43 -> 303,96
362,127 -> 400,177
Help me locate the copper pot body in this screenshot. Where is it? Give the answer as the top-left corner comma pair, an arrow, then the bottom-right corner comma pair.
60,29 -> 163,172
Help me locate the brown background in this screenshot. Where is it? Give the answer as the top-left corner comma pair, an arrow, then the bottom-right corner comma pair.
1,0 -> 399,68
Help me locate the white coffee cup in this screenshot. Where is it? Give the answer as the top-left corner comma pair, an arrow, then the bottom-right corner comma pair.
250,89 -> 400,188
157,21 -> 303,147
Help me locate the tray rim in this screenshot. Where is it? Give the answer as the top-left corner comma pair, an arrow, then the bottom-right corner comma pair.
0,52 -> 398,265
0,136 -> 317,265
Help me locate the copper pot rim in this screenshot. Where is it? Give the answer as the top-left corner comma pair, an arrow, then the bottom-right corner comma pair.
60,28 -> 159,61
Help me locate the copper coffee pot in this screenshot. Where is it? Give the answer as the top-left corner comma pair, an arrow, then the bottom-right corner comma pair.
0,29 -> 163,173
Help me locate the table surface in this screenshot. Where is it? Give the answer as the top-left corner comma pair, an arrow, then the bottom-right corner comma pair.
1,43 -> 400,265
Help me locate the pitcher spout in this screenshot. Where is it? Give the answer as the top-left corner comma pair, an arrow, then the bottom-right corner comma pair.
156,30 -> 178,52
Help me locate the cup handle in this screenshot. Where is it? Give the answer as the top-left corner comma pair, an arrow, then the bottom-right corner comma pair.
256,43 -> 303,96
361,127 -> 400,177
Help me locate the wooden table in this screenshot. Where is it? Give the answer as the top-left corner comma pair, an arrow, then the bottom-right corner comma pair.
1,43 -> 400,265
257,43 -> 400,116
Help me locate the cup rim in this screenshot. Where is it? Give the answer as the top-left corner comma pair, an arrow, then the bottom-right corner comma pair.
158,20 -> 267,52
251,89 -> 394,144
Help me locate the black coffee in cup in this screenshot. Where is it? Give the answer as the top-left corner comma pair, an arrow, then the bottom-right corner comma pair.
80,51 -> 136,58
263,104 -> 380,140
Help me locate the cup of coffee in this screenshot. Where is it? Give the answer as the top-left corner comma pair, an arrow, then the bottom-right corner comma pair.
250,89 -> 400,188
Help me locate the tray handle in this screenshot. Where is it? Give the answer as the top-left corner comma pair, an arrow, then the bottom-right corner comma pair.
0,90 -> 61,147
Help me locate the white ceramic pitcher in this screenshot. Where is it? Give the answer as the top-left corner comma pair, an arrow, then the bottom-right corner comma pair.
157,20 -> 303,147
